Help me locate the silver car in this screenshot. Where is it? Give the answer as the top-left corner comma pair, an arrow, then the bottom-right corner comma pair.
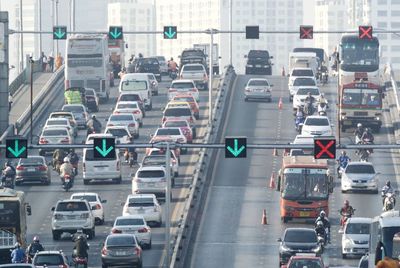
61,104 -> 89,129
101,234 -> 143,268
341,162 -> 379,193
32,251 -> 70,268
244,78 -> 273,102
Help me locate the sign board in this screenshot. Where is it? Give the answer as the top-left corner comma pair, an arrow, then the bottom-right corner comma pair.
225,137 -> 247,158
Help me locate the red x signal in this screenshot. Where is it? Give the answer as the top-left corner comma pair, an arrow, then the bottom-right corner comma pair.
359,26 -> 373,39
300,25 -> 313,39
314,139 -> 336,159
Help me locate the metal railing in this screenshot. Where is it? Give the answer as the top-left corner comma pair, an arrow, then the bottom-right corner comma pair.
9,57 -> 42,96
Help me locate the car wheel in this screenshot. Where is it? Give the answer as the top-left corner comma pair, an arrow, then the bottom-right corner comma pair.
15,180 -> 21,186
244,97 -> 248,102
154,91 -> 159,96
39,149 -> 45,156
113,177 -> 122,184
281,217 -> 288,223
147,240 -> 152,249
341,189 -> 346,193
342,253 -> 347,259
102,264 -> 108,268
52,230 -> 60,240
45,179 -> 51,185
83,179 -> 90,185
139,121 -> 143,127
373,189 -> 379,194
87,229 -> 95,240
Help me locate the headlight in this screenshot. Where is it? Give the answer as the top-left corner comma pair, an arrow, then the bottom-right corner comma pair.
280,244 -> 291,252
246,64 -> 252,67
341,115 -> 347,120
376,117 -> 380,121
344,238 -> 353,246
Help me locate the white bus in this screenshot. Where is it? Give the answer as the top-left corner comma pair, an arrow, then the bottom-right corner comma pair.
65,34 -> 112,100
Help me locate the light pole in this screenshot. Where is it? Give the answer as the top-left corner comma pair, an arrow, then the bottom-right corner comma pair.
165,142 -> 171,267
38,0 -> 42,57
206,28 -> 217,126
19,0 -> 23,72
229,0 -> 232,66
70,0 -> 75,32
55,0 -> 59,56
29,56 -> 34,144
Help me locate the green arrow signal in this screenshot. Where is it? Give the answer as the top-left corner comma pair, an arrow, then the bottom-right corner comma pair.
7,140 -> 26,158
164,27 -> 177,39
95,139 -> 114,157
54,28 -> 66,39
226,139 -> 245,157
109,28 -> 122,39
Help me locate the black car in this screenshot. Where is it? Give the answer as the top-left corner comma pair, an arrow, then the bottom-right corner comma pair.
245,50 -> 273,75
179,49 -> 207,70
85,88 -> 99,112
117,92 -> 146,117
135,57 -> 161,82
278,228 -> 323,266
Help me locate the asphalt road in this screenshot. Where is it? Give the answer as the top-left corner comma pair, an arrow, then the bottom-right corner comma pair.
11,75 -> 215,268
189,74 -> 399,268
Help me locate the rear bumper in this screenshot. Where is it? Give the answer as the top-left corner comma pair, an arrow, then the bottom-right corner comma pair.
83,171 -> 121,180
245,92 -> 271,99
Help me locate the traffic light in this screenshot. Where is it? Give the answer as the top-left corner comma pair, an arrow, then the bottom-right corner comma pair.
93,138 -> 116,159
163,26 -> 177,39
225,137 -> 247,158
313,138 -> 336,159
109,26 -> 123,40
6,139 -> 27,158
53,26 -> 67,40
359,26 -> 373,39
246,26 -> 259,39
300,25 -> 313,39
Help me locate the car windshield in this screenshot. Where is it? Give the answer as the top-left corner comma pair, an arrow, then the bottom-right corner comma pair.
304,118 -> 329,126
164,108 -> 191,117
110,114 -> 133,121
294,78 -> 316,86
292,69 -> 314,76
175,97 -> 194,103
346,223 -> 370,234
248,50 -> 269,58
248,80 -> 269,86
71,195 -> 97,202
121,80 -> 148,91
183,65 -> 204,72
106,128 -> 129,137
117,103 -> 138,109
128,197 -> 155,207
51,113 -> 72,119
284,230 -> 317,243
137,170 -> 165,178
85,90 -> 95,96
182,50 -> 204,58
19,157 -> 43,165
47,120 -> 67,126
42,129 -> 68,136
282,169 -> 329,200
34,254 -> 64,266
297,88 -> 319,95
156,128 -> 181,135
165,121 -> 187,127
119,94 -> 141,102
116,218 -> 145,226
345,164 -> 375,174
139,58 -> 159,65
84,149 -> 115,161
342,88 -> 381,106
56,202 -> 88,211
106,235 -> 137,247
172,82 -> 194,88
288,259 -> 322,268
62,106 -> 84,112
142,157 -> 165,166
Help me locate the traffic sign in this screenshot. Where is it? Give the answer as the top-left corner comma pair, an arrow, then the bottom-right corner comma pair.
246,26 -> 259,39
300,25 -> 313,39
109,26 -> 123,40
359,25 -> 373,39
93,138 -> 115,159
314,138 -> 336,159
53,26 -> 67,40
6,139 -> 27,158
225,137 -> 247,158
163,26 -> 177,39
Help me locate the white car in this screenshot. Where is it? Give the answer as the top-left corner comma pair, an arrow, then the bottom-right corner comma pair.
153,127 -> 188,153
146,148 -> 180,177
168,79 -> 199,101
288,77 -> 317,101
292,86 -> 321,110
341,162 -> 379,193
61,104 -> 89,129
44,118 -> 76,137
70,192 -> 107,225
114,101 -> 143,126
244,78 -> 273,102
288,67 -> 315,86
38,127 -> 73,156
301,115 -> 333,136
342,217 -> 372,258
104,126 -> 132,144
85,133 -> 114,144
132,166 -> 168,199
107,114 -> 139,138
122,194 -> 162,226
111,215 -> 152,249
180,64 -> 208,90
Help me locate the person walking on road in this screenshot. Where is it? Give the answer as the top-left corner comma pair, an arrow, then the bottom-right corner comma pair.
41,52 -> 48,72
48,52 -> 54,72
55,53 -> 63,70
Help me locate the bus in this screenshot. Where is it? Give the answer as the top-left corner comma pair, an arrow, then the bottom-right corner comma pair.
65,34 -> 112,100
0,188 -> 31,264
338,34 -> 380,86
108,39 -> 125,78
277,155 -> 333,223
339,78 -> 383,132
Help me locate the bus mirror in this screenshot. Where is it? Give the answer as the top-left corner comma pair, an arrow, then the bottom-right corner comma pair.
51,207 -> 55,211
277,176 -> 281,192
26,204 -> 32,216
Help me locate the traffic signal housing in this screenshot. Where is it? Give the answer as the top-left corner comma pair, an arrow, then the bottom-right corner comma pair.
246,26 -> 259,39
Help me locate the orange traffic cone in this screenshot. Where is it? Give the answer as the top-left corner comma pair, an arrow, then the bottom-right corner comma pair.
281,67 -> 285,76
261,209 -> 267,225
269,172 -> 276,189
273,148 -> 278,156
278,97 -> 283,110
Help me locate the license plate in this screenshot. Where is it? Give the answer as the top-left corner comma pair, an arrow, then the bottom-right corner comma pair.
27,168 -> 35,172
65,178 -> 70,183
256,65 -> 261,67
115,251 -> 127,256
147,182 -> 155,187
299,212 -> 310,217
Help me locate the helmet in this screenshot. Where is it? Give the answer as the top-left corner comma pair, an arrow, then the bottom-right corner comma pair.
387,181 -> 391,187
344,200 -> 349,206
170,57 -> 174,61
341,151 -> 346,156
92,114 -> 96,119
308,92 -> 312,96
138,53 -> 143,58
14,242 -> 20,248
317,221 -> 324,227
33,236 -> 39,242
366,128 -> 370,132
357,123 -> 362,128
320,211 -> 326,217
321,93 -> 325,97
63,157 -> 70,163
5,161 -> 11,167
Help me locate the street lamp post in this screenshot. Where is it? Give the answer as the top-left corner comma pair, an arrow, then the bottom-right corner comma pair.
29,56 -> 34,144
229,0 -> 232,66
19,0 -> 23,72
206,28 -> 217,126
38,0 -> 42,57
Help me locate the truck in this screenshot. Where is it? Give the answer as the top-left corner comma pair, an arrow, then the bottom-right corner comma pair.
277,155 -> 333,223
288,52 -> 319,78
293,47 -> 328,78
245,50 -> 273,75
193,43 -> 219,74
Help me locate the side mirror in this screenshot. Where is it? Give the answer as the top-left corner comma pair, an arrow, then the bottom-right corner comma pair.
277,238 -> 282,242
102,200 -> 107,204
51,207 -> 55,211
26,204 -> 32,216
270,84 -> 274,87
149,134 -> 154,138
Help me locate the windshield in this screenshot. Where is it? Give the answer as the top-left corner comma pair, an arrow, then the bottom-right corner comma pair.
56,202 -> 88,211
51,113 -> 72,119
304,118 -> 329,126
119,94 -> 141,102
142,156 -> 165,166
137,170 -> 165,178
106,235 -> 137,246
297,88 -> 319,95
183,65 -> 204,72
47,120 -> 67,126
284,229 -> 317,243
117,103 -> 138,109
294,78 -> 316,86
34,254 -> 64,266
172,82 -> 195,88
342,88 -> 381,107
248,50 -> 269,58
115,218 -> 144,226
182,50 -> 204,58
110,114 -> 134,121
139,58 -> 159,65
345,164 -> 375,174
346,223 -> 370,234
164,121 -> 187,127
164,108 -> 191,117
248,80 -> 269,86
156,128 -> 181,135
42,129 -> 68,136
282,168 -> 328,200
292,69 -> 314,77
72,195 -> 97,202
19,157 -> 44,165
106,128 -> 129,137
62,106 -> 84,113
121,80 -> 148,91
288,259 -> 322,268
128,197 -> 155,207
340,37 -> 379,72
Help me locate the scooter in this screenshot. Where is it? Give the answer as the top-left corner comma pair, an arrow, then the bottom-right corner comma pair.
321,71 -> 328,85
339,209 -> 355,233
337,162 -> 347,178
62,174 -> 73,192
316,230 -> 328,247
295,115 -> 305,133
72,253 -> 88,268
383,193 -> 396,212
304,102 -> 315,116
169,69 -> 178,80
318,102 -> 328,116
1,168 -> 15,189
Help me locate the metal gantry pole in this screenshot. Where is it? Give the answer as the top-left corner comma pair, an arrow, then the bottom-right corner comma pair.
29,57 -> 33,144
19,0 -> 23,72
55,0 -> 59,57
208,29 -> 214,126
38,0 -> 42,57
229,0 -> 232,66
165,142 -> 171,267
51,0 -> 54,57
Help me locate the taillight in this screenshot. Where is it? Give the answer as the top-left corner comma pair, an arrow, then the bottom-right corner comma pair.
172,159 -> 176,164
108,124 -> 114,127
38,165 -> 47,171
138,227 -> 149,233
134,246 -> 141,256
162,117 -> 166,123
94,204 -> 101,210
39,138 -> 48,144
128,123 -> 135,127
117,162 -> 120,171
135,178 -> 142,183
114,111 -> 120,114
133,110 -> 140,114
58,264 -> 68,268
83,163 -> 86,172
16,165 -> 24,171
203,74 -> 208,80
101,247 -> 108,255
169,89 -> 177,92
191,88 -> 197,92
65,80 -> 70,89
177,138 -> 185,143
189,117 -> 194,123
112,228 -> 122,234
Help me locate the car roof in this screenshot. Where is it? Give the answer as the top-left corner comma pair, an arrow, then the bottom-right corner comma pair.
157,127 -> 181,131
106,233 -> 136,240
347,161 -> 374,167
116,215 -> 145,220
42,126 -> 69,131
62,104 -> 84,108
292,67 -> 313,71
346,217 -> 372,224
285,227 -> 315,233
296,86 -> 319,90
127,193 -> 157,199
305,115 -> 329,120
183,63 -> 204,67
87,133 -> 113,138
172,79 -> 195,84
117,101 -> 139,105
248,78 -> 269,82
109,114 -> 135,119
105,125 -> 130,130
119,92 -> 141,96
46,118 -> 69,122
50,111 -> 74,115
138,166 -> 166,171
71,192 -> 98,197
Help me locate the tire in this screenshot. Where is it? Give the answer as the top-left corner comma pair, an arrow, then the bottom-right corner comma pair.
174,171 -> 179,178
87,229 -> 95,240
52,230 -> 60,240
83,179 -> 90,185
113,177 -> 122,184
134,133 -> 139,139
39,150 -> 45,156
139,122 -> 143,127
102,264 -> 107,268
342,253 -> 347,259
45,179 -> 51,185
147,240 -> 152,249
244,97 -> 248,102
15,180 -> 21,186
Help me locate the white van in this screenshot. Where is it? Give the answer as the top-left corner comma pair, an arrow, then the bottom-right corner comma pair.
119,74 -> 153,110
82,148 -> 122,185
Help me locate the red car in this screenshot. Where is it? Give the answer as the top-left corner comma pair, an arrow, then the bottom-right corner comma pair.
282,255 -> 326,268
162,119 -> 194,143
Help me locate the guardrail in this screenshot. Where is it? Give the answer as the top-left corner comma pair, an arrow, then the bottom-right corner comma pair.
0,124 -> 14,143
170,65 -> 236,267
9,57 -> 42,96
15,65 -> 64,134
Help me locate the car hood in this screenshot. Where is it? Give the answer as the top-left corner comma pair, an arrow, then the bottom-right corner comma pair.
343,173 -> 376,180
343,233 -> 370,243
283,241 -> 318,250
302,125 -> 331,132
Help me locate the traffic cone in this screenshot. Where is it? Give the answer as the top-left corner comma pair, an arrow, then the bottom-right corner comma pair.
269,172 -> 276,189
278,97 -> 283,110
261,209 -> 267,225
273,148 -> 278,156
281,67 -> 285,76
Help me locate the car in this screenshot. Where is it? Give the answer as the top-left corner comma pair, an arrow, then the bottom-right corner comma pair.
288,67 -> 315,87
145,73 -> 159,96
48,111 -> 78,133
171,95 -> 200,120
179,49 -> 207,70
163,119 -> 194,142
51,199 -> 95,240
15,156 -> 51,185
106,114 -> 139,138
162,106 -> 195,127
117,92 -> 146,115
148,136 -> 182,160
245,49 -> 273,75
122,194 -> 162,226
82,148 -> 122,185
140,154 -> 176,180
301,115 -> 333,136
144,150 -> 179,177
61,104 -> 89,129
155,56 -> 168,75
168,79 -> 199,101
282,255 -> 325,268
292,86 -> 321,110
278,228 -> 323,266
132,166 -> 169,199
38,127 -> 73,156
32,251 -> 70,268
85,88 -> 99,112
104,126 -> 133,144
43,117 -> 76,137
153,127 -> 188,153
341,162 -> 379,193
244,78 -> 273,102
85,133 -> 114,144
179,63 -> 208,90
101,234 -> 143,268
342,217 -> 372,258
288,77 -> 317,101
70,192 -> 107,225
111,215 -> 152,249
113,101 -> 143,126
135,57 -> 161,82
118,76 -> 152,110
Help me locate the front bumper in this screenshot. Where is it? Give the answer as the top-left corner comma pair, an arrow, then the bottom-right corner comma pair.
341,178 -> 378,192
342,245 -> 369,255
340,117 -> 382,128
245,91 -> 272,99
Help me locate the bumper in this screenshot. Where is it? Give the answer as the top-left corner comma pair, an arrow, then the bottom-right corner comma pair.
52,220 -> 93,231
341,118 -> 382,128
123,211 -> 162,223
86,101 -> 98,110
16,173 -> 49,182
102,255 -> 141,266
282,209 -> 325,219
194,81 -> 208,89
83,171 -> 121,180
342,246 -> 369,255
245,92 -> 271,99
75,119 -> 87,128
246,66 -> 271,74
132,187 -> 166,197
341,179 -> 378,192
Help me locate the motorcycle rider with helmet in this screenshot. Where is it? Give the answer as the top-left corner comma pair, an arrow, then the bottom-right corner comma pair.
1,161 -> 16,186
73,235 -> 89,263
87,114 -> 102,134
315,211 -> 331,243
27,236 -> 44,262
340,200 -> 355,226
337,151 -> 351,173
354,123 -> 364,144
361,127 -> 374,143
315,221 -> 327,244
304,92 -> 316,115
382,180 -> 395,205
59,157 -> 74,184
67,149 -> 79,176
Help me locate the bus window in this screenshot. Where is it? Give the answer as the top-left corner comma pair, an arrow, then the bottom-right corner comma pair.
392,232 -> 400,259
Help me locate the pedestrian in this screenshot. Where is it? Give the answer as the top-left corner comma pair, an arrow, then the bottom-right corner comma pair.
48,52 -> 54,72
8,93 -> 12,112
55,53 -> 63,70
41,52 -> 47,72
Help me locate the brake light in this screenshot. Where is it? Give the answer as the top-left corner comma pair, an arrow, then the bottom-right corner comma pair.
203,74 -> 208,80
101,247 -> 108,255
94,204 -> 101,210
191,88 -> 197,92
169,89 -> 177,92
135,178 -> 142,183
117,162 -> 120,171
65,80 -> 70,89
114,111 -> 120,114
128,123 -> 135,127
39,138 -> 48,144
16,165 -> 24,171
134,246 -> 141,256
133,110 -> 140,114
38,165 -> 47,171
177,138 -> 185,143
172,159 -> 176,164
58,264 -> 68,268
138,227 -> 149,233
112,228 -> 122,234
189,117 -> 194,123
108,124 -> 114,127
162,117 -> 166,123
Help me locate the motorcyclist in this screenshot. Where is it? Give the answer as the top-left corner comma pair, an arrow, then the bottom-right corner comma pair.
27,236 -> 44,259
11,243 -> 25,263
340,200 -> 355,218
318,93 -> 328,107
315,211 -> 330,243
168,57 -> 178,72
354,123 -> 364,144
87,114 -> 102,133
2,161 -> 16,183
60,157 -> 74,184
52,148 -> 67,170
337,151 -> 351,172
315,220 -> 327,243
361,127 -> 374,143
73,235 -> 89,259
67,149 -> 79,176
304,92 -> 316,115
382,181 -> 395,205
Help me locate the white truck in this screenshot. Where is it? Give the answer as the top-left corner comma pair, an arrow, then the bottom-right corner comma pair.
288,52 -> 318,78
193,43 -> 219,74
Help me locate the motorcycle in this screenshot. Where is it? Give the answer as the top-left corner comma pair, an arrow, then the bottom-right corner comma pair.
295,115 -> 305,134
1,168 -> 15,189
86,127 -> 96,136
321,71 -> 328,85
169,69 -> 178,80
316,230 -> 328,247
383,192 -> 396,212
62,174 -> 73,192
304,102 -> 315,116
339,209 -> 355,233
317,102 -> 328,116
358,139 -> 373,161
72,254 -> 88,268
